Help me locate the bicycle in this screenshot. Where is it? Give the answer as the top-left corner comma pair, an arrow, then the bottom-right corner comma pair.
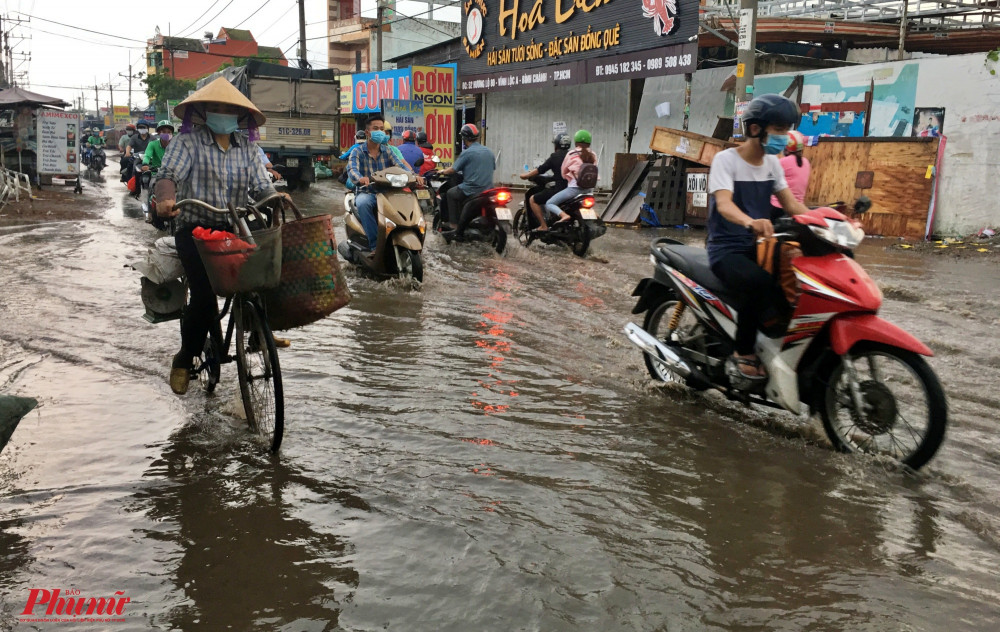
175,194 -> 287,452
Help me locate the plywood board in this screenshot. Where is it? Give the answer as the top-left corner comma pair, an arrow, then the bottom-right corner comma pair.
801,137 -> 939,239
649,127 -> 736,166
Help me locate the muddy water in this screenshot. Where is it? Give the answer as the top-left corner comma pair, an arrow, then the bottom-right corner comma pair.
2,172 -> 999,631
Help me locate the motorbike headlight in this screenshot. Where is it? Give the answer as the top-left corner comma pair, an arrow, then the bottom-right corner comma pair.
386,173 -> 409,188
810,220 -> 865,249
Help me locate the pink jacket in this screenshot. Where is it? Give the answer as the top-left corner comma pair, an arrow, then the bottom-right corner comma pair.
561,149 -> 598,188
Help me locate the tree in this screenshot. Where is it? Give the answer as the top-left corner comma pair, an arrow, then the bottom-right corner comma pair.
142,74 -> 197,104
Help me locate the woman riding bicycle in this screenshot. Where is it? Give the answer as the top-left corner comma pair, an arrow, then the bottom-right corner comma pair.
154,77 -> 289,395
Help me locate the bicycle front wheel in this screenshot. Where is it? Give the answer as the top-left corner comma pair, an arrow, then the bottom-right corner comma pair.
234,298 -> 284,452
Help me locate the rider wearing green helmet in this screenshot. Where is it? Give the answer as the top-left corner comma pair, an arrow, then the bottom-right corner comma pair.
541,128 -> 598,228
142,120 -> 175,173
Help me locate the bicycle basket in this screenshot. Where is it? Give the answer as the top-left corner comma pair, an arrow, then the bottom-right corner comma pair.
194,226 -> 283,297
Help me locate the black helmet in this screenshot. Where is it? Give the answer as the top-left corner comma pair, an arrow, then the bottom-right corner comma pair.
416,131 -> 428,144
459,123 -> 480,140
741,94 -> 800,136
553,133 -> 570,149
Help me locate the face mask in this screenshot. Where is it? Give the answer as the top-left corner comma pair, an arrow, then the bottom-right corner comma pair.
127,130 -> 135,136
764,134 -> 789,155
205,112 -> 239,135
369,130 -> 388,145
160,133 -> 172,146
137,128 -> 148,136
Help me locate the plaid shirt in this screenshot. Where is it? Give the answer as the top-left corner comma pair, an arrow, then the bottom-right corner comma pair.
158,126 -> 275,227
348,143 -> 408,189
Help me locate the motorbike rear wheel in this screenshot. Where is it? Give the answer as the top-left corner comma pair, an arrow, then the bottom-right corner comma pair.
820,343 -> 946,470
642,298 -> 709,388
569,217 -> 591,258
492,224 -> 507,254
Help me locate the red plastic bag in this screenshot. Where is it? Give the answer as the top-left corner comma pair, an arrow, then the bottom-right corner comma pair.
126,175 -> 137,193
191,227 -> 255,251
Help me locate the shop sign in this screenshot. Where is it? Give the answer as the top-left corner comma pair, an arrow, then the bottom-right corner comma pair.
383,99 -> 424,144
37,110 -> 82,176
112,106 -> 131,124
346,68 -> 411,114
411,65 -> 456,168
458,0 -> 698,78
460,42 -> 696,93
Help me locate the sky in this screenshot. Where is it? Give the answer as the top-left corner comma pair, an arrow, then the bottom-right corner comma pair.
3,0 -> 459,112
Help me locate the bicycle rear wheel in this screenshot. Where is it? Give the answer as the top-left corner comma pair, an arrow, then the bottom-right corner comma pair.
234,298 -> 284,452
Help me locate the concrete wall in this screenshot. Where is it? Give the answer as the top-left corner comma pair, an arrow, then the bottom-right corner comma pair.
484,81 -> 630,189
377,20 -> 462,69
753,53 -> 1000,235
635,67 -> 734,141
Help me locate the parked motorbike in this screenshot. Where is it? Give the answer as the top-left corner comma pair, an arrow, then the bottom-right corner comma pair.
623,206 -> 946,470
512,174 -> 604,257
338,166 -> 427,282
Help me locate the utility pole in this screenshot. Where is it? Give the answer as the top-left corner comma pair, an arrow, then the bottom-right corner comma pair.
297,0 -> 310,69
119,62 -> 144,113
108,74 -> 115,129
376,0 -> 388,71
733,0 -> 758,138
897,0 -> 909,61
94,82 -> 100,120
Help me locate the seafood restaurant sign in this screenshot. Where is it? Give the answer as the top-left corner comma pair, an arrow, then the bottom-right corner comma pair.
458,0 -> 699,93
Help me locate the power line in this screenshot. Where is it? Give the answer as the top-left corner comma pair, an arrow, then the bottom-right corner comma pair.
21,23 -> 144,49
177,0 -> 237,39
252,2 -> 299,39
232,0 -> 276,29
12,12 -> 147,43
173,0 -> 223,37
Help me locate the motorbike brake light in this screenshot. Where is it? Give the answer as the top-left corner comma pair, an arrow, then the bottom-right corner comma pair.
580,196 -> 595,209
493,190 -> 512,205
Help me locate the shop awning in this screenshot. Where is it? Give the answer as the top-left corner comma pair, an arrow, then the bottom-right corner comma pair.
0,86 -> 71,109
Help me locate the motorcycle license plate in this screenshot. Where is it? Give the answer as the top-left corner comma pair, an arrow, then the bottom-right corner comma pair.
416,189 -> 431,200
286,157 -> 299,167
495,207 -> 512,221
580,208 -> 598,220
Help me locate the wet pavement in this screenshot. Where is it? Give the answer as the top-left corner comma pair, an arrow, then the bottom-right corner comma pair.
2,168 -> 999,631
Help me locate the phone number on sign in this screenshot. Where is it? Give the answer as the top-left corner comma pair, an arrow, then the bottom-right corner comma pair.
593,53 -> 693,77
278,128 -> 311,136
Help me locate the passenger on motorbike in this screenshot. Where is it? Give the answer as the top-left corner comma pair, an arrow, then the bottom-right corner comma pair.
118,124 -> 135,152
543,129 -> 597,227
706,94 -> 809,382
439,124 -> 495,238
347,113 -> 421,251
256,145 -> 282,181
398,130 -> 425,173
153,78 -> 289,395
416,131 -> 435,176
141,120 -> 174,173
519,132 -> 569,231
769,129 -> 810,220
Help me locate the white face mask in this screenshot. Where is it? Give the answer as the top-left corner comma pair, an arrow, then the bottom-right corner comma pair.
137,128 -> 148,135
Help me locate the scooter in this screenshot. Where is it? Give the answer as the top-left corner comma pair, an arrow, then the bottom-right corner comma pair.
512,175 -> 604,257
623,206 -> 946,471
339,166 -> 427,282
87,146 -> 107,172
431,173 -> 513,254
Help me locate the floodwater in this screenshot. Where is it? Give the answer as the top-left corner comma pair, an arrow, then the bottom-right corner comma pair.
2,168 -> 999,631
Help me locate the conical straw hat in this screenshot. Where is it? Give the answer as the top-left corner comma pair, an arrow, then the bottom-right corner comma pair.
174,77 -> 266,126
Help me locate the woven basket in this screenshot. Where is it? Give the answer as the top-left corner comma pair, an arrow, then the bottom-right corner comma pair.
264,209 -> 351,331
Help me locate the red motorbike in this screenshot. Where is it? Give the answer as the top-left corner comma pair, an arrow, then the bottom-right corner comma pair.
624,206 -> 947,470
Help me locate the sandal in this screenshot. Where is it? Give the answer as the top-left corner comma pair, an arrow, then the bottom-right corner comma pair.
732,355 -> 767,379
170,352 -> 192,395
726,355 -> 768,391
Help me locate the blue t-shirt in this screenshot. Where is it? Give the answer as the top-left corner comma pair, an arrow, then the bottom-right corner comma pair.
398,142 -> 425,172
452,142 -> 495,196
706,148 -> 788,265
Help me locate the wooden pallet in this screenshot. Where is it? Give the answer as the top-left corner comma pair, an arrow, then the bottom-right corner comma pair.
643,156 -> 686,226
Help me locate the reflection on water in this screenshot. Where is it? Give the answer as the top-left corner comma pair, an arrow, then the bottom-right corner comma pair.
132,425 -> 362,630
2,179 -> 1000,630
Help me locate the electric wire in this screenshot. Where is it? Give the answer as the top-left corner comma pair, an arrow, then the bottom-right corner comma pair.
174,0 -> 223,37
231,0 -> 275,30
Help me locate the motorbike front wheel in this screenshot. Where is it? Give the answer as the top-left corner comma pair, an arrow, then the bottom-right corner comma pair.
513,209 -> 531,247
820,343 -> 946,470
394,247 -> 424,283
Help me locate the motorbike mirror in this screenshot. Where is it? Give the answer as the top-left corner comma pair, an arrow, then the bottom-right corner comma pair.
855,195 -> 872,214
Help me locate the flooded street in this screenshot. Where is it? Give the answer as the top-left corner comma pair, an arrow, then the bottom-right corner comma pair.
2,171 -> 999,631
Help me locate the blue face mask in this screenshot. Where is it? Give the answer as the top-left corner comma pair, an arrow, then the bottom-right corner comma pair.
763,134 -> 789,155
205,112 -> 239,135
369,130 -> 389,145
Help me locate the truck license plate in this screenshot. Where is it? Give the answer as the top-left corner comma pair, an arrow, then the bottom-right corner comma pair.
495,207 -> 512,221
416,189 -> 431,200
286,158 -> 299,167
580,208 -> 598,220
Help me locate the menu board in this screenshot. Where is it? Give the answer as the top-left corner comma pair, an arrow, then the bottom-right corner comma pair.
37,110 -> 82,175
